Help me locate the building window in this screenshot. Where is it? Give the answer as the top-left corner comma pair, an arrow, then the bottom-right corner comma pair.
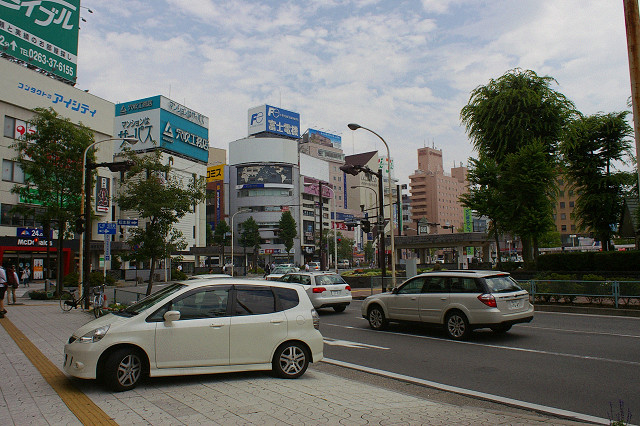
561,213 -> 567,220
561,225 -> 567,231
4,116 -> 15,138
559,191 -> 565,197
571,224 -> 576,231
2,160 -> 25,183
559,202 -> 565,209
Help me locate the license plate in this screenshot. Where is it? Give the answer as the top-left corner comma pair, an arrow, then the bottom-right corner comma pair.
509,300 -> 523,309
331,290 -> 340,296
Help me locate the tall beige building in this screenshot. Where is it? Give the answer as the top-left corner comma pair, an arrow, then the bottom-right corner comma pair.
409,147 -> 468,233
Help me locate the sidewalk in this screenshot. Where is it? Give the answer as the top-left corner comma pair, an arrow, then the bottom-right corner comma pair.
0,285 -> 588,425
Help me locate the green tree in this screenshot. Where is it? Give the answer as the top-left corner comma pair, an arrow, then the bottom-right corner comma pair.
363,241 -> 375,265
239,216 -> 261,271
460,69 -> 576,260
459,156 -> 506,265
115,150 -> 206,295
212,220 -> 230,267
10,107 -> 94,294
278,211 -> 297,262
561,111 -> 633,250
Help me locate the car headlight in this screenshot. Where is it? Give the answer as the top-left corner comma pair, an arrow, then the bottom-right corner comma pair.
77,325 -> 110,343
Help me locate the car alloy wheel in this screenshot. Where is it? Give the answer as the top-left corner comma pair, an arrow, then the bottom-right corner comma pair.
104,348 -> 143,391
445,311 -> 470,340
368,305 -> 388,330
273,342 -> 309,379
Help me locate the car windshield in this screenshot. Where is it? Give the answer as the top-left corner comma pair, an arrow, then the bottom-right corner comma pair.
484,275 -> 522,293
315,274 -> 347,285
115,283 -> 186,317
272,267 -> 293,274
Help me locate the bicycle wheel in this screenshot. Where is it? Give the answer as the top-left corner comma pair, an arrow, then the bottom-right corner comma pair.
59,291 -> 74,312
93,295 -> 103,318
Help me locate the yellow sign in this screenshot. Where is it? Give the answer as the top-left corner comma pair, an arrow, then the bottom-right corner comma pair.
207,165 -> 225,182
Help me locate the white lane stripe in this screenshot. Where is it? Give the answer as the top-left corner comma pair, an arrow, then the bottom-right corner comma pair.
323,323 -> 640,367
323,338 -> 389,350
321,358 -> 610,425
520,324 -> 640,339
535,311 -> 640,320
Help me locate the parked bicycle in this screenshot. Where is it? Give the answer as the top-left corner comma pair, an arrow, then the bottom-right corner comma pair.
59,285 -> 106,318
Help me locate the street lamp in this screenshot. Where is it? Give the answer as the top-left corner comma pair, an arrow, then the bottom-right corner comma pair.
341,163 -> 388,290
79,137 -> 136,301
305,182 -> 337,273
347,123 -> 396,287
231,208 -> 250,276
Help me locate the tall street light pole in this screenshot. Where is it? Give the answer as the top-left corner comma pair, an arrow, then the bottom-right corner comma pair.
341,164 -> 387,291
347,124 -> 396,288
231,209 -> 250,277
79,137 -> 135,300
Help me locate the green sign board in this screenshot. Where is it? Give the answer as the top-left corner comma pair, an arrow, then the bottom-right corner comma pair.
0,0 -> 80,83
463,208 -> 473,233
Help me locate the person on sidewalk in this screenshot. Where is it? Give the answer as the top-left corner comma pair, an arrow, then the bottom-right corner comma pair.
21,267 -> 30,287
0,265 -> 7,317
6,265 -> 19,305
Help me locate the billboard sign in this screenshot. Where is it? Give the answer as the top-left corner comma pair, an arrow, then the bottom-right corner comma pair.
0,0 -> 80,83
95,176 -> 110,213
115,96 -> 209,162
248,104 -> 300,138
308,129 -> 342,149
237,165 -> 293,187
206,165 -> 225,182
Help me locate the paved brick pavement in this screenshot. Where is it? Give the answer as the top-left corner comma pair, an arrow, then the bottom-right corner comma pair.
0,285 -> 590,425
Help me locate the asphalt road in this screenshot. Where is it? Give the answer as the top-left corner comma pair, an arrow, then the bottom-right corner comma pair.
317,300 -> 640,422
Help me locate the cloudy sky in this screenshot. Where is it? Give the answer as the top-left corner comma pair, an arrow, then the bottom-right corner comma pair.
76,0 -> 631,185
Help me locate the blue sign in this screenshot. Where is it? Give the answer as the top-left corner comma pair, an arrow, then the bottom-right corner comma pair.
308,129 -> 342,149
117,219 -> 139,227
248,104 -> 300,138
16,227 -> 50,238
98,222 -> 117,235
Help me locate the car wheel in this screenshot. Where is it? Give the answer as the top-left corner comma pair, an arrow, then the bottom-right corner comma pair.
272,342 -> 309,379
445,311 -> 470,340
103,348 -> 143,391
367,305 -> 388,330
490,324 -> 512,333
333,305 -> 346,313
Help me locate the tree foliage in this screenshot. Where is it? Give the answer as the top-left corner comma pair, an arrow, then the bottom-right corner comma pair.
460,69 -> 576,260
212,220 -> 230,265
239,216 -> 261,269
278,211 -> 297,260
10,107 -> 94,293
561,111 -> 633,250
115,150 -> 206,295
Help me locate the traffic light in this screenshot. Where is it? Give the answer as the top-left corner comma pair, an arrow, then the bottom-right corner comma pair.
337,238 -> 342,244
119,227 -> 124,239
361,219 -> 371,233
75,217 -> 85,233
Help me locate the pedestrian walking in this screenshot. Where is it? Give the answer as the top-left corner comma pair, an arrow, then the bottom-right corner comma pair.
6,265 -> 19,305
21,266 -> 30,287
263,262 -> 271,277
305,262 -> 310,272
0,265 -> 7,317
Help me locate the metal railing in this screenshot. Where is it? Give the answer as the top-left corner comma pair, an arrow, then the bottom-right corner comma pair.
518,280 -> 640,309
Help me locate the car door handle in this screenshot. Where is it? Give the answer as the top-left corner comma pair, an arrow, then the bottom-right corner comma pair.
410,297 -> 417,300
270,319 -> 284,324
209,323 -> 225,328
440,297 -> 447,300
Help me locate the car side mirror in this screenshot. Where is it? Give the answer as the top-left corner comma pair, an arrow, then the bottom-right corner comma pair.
164,310 -> 180,322
391,287 -> 399,294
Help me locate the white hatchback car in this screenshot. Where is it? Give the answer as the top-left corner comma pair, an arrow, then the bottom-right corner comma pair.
361,270 -> 533,340
280,272 -> 352,312
64,279 -> 323,391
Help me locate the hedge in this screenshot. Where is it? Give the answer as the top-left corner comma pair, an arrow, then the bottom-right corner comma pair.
535,250 -> 640,272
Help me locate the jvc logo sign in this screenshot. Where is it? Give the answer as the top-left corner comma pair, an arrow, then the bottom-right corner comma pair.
250,111 -> 264,125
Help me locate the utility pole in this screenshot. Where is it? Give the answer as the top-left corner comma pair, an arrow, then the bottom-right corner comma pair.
624,0 -> 640,190
318,181 -> 325,271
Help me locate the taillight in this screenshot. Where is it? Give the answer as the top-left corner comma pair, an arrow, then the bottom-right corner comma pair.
312,309 -> 320,330
345,285 -> 351,292
477,294 -> 497,308
312,287 -> 326,293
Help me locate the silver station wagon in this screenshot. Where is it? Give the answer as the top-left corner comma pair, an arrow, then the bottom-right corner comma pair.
361,270 -> 533,339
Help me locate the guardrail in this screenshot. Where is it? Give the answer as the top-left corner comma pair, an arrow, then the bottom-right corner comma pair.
518,280 -> 640,309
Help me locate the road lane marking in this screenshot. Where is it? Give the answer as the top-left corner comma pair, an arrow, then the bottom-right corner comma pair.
323,323 -> 640,367
323,338 -> 389,349
535,311 -> 640,320
322,358 -> 610,425
520,324 -> 640,338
